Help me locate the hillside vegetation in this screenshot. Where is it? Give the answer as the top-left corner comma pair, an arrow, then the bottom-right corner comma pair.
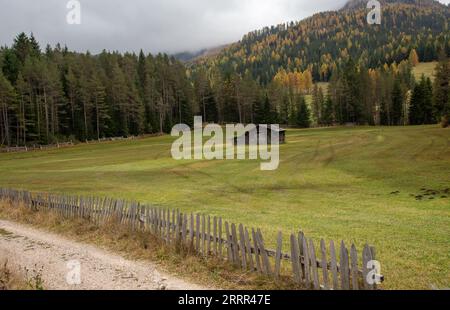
199,0 -> 449,83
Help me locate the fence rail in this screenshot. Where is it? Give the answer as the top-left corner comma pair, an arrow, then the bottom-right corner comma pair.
0,142 -> 75,153
0,188 -> 383,290
0,134 -> 166,154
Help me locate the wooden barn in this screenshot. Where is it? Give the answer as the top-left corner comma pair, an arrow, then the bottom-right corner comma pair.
233,125 -> 286,145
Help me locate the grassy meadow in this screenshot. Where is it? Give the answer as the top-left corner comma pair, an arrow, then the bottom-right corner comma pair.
0,126 -> 449,289
413,61 -> 438,81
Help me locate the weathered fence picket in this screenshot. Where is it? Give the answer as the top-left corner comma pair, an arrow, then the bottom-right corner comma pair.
340,241 -> 350,290
302,237 -> 311,288
257,229 -> 271,276
213,217 -> 217,255
330,240 -> 339,290
201,214 -> 206,255
351,244 -> 359,290
225,222 -> 232,263
252,228 -> 262,273
238,224 -> 247,270
189,213 -> 194,248
218,217 -> 223,259
207,216 -> 211,256
290,234 -> 301,284
196,214 -> 200,251
231,224 -> 239,265
244,228 -> 254,272
320,239 -> 329,290
309,239 -> 320,290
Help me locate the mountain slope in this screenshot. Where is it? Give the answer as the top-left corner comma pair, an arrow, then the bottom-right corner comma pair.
173,49 -> 208,62
174,44 -> 229,63
198,0 -> 449,84
342,0 -> 441,10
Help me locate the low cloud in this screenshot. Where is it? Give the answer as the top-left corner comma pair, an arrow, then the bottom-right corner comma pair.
0,0 -> 448,54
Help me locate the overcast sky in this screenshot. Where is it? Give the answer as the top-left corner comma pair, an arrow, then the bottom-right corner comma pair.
0,0 -> 449,54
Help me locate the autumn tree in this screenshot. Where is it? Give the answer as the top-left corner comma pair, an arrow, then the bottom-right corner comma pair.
409,49 -> 419,67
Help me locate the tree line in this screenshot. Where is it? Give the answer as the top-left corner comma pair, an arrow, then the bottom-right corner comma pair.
0,33 -> 194,146
313,52 -> 449,128
0,33 -> 449,147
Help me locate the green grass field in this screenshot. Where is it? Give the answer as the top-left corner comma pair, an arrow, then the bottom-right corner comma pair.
317,82 -> 329,94
413,62 -> 437,81
0,126 -> 449,289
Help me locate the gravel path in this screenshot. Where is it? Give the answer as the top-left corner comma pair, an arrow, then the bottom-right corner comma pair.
0,219 -> 208,290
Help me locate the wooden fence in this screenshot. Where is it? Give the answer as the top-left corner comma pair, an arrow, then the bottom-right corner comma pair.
0,142 -> 75,153
0,134 -> 166,154
0,188 -> 383,290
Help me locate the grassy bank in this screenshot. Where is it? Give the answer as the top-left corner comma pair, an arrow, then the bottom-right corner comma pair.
0,200 -> 297,290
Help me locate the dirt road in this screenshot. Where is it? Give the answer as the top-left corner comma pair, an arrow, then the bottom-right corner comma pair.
0,219 -> 208,290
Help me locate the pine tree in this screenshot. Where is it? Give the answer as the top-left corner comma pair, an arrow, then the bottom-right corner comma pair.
254,95 -> 265,124
126,80 -> 144,136
2,49 -> 20,84
15,73 -> 31,145
342,58 -> 362,124
255,94 -> 276,124
29,33 -> 41,58
141,54 -> 158,132
45,62 -> 65,142
409,78 -> 425,125
0,71 -> 16,146
89,73 -> 109,140
410,75 -> 434,125
193,68 -> 210,121
423,77 -> 434,124
322,95 -> 334,126
433,54 -> 450,127
77,70 -> 92,140
311,84 -> 322,126
137,50 -> 147,96
296,96 -> 310,128
391,78 -> 404,126
109,62 -> 129,136
64,67 -> 78,133
13,33 -> 31,65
